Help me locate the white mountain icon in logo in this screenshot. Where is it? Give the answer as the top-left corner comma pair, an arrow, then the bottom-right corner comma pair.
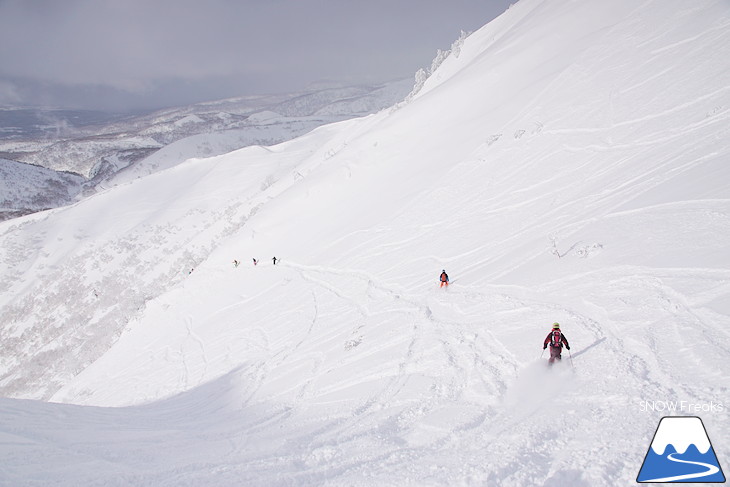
637,416 -> 725,483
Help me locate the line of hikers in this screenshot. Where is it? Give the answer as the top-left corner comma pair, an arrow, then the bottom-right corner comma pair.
440,270 -> 571,364
233,257 -> 278,268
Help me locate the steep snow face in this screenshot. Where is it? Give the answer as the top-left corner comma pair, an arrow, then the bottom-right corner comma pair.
1,0 -> 729,485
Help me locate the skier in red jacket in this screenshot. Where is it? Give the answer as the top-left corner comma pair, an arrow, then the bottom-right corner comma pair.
543,322 -> 570,364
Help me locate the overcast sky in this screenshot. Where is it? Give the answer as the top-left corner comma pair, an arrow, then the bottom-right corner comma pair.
0,0 -> 513,112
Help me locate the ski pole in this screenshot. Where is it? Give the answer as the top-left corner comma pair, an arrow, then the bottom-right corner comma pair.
540,348 -> 545,360
568,348 -> 575,368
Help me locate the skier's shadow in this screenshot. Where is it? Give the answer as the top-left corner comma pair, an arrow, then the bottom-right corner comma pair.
572,337 -> 606,358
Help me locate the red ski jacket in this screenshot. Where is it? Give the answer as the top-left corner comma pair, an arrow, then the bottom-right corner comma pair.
544,330 -> 570,349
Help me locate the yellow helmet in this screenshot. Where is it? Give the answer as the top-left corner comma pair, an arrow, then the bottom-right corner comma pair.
552,322 -> 560,329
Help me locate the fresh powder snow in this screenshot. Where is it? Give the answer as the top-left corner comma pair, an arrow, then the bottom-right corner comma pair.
0,0 -> 729,485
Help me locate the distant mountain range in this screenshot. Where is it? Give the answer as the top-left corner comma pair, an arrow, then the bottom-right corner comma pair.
0,79 -> 412,221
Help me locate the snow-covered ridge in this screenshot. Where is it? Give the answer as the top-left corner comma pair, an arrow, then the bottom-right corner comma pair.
0,80 -> 412,178
0,79 -> 413,217
0,0 -> 729,485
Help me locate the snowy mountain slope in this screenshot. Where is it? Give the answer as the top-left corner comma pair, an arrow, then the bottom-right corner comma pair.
0,158 -> 84,222
1,0 -> 730,485
0,80 -> 412,180
7,134 -> 163,178
104,114 -> 367,188
103,81 -> 414,187
0,81 -> 412,221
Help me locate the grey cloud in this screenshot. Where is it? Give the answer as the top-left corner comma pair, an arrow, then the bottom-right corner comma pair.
0,0 -> 513,111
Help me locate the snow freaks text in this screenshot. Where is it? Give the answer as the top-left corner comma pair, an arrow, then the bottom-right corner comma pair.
639,400 -> 724,414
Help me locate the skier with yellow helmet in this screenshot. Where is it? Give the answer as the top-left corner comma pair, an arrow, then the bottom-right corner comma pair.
543,322 -> 570,364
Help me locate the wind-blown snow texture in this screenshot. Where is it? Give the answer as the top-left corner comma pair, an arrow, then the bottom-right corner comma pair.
1,0 -> 729,485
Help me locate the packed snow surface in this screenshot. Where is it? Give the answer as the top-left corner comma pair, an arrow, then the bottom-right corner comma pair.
1,0 -> 729,485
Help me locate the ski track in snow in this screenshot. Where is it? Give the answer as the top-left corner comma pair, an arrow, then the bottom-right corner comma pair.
2,0 -> 730,485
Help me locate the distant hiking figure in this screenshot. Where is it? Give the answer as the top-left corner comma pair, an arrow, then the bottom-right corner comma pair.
252,258 -> 258,266
543,322 -> 570,364
439,270 -> 449,288
233,259 -> 240,268
272,256 -> 278,265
